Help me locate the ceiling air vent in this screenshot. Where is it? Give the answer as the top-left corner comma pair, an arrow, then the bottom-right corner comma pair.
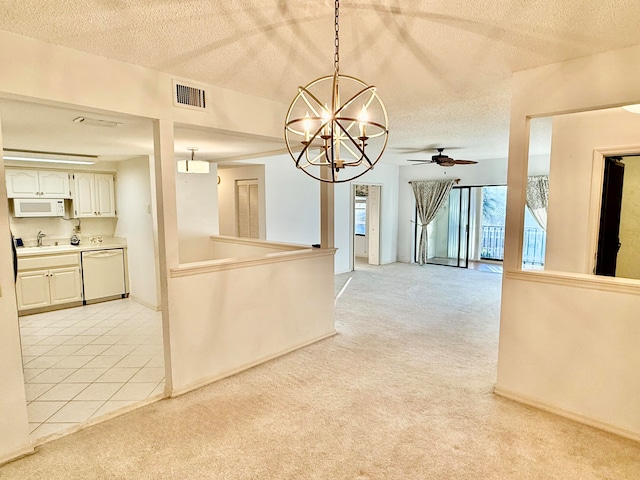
173,80 -> 207,111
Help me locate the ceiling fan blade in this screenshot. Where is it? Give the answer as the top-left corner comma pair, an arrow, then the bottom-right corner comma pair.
407,159 -> 435,163
452,160 -> 478,165
396,144 -> 441,154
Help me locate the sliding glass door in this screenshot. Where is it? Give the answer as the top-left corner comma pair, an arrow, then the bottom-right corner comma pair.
415,187 -> 471,267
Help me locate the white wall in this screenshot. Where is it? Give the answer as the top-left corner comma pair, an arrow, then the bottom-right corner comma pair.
498,275 -> 640,439
545,108 -> 640,273
333,182 -> 351,271
168,249 -> 336,395
115,157 -> 160,309
217,164 -> 265,239
0,31 -> 285,139
176,165 -> 219,262
355,234 -> 367,256
9,216 -> 116,246
176,235 -> 303,264
0,118 -> 32,463
263,154 -> 321,245
0,30 -> 291,463
218,156 -> 398,274
397,158 -> 508,263
332,163 -> 400,273
497,43 -> 640,441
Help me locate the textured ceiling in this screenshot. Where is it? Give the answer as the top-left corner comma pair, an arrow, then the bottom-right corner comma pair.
2,1 -> 640,164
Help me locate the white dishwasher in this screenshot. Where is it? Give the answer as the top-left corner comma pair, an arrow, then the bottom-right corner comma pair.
81,248 -> 126,302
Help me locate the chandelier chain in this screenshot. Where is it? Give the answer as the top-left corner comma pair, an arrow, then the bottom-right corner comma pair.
334,0 -> 340,74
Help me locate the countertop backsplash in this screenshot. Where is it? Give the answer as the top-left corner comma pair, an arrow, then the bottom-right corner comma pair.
9,216 -> 117,246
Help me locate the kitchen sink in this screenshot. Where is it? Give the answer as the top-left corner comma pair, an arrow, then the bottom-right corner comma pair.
18,245 -> 80,254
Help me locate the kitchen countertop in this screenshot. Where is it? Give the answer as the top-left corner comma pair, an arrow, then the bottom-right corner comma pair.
16,237 -> 127,257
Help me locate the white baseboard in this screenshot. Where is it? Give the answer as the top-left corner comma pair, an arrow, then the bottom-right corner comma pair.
129,295 -> 160,311
0,444 -> 34,467
494,386 -> 640,443
170,330 -> 338,398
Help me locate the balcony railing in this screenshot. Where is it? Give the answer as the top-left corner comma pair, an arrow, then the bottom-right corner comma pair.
481,225 -> 546,265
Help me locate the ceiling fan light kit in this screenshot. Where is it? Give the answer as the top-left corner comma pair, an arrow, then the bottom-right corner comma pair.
284,0 -> 389,183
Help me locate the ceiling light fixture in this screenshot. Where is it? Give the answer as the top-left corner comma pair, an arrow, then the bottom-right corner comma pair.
177,148 -> 210,174
3,149 -> 97,165
73,116 -> 122,128
284,0 -> 388,183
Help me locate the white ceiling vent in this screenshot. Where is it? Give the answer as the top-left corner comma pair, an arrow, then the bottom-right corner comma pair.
173,80 -> 207,111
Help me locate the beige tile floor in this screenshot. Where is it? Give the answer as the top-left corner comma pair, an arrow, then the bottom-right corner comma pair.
19,298 -> 165,441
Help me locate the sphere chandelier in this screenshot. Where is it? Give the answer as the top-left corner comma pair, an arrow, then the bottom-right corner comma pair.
284,0 -> 389,183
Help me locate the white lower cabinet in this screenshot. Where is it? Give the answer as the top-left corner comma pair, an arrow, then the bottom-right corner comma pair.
16,270 -> 51,310
49,267 -> 83,305
16,254 -> 83,311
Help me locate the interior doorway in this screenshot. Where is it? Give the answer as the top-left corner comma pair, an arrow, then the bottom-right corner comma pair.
596,154 -> 640,279
352,184 -> 381,269
1,97 -> 166,445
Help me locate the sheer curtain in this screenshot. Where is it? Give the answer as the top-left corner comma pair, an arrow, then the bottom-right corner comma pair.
410,180 -> 456,265
526,175 -> 549,230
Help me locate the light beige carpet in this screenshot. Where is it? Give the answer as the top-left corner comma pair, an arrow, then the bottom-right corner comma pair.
1,262 -> 639,479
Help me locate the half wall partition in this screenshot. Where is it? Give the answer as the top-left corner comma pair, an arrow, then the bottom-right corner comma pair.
167,236 -> 336,395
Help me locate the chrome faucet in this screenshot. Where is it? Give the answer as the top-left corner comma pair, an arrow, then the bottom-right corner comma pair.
37,231 -> 46,247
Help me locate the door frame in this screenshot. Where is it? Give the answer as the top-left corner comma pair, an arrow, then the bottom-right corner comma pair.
235,178 -> 260,239
349,183 -> 382,272
413,185 -> 472,268
595,157 -> 625,276
587,145 -> 640,273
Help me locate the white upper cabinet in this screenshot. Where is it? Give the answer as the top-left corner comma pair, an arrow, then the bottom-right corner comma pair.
73,172 -> 116,217
95,174 -> 116,217
5,169 -> 70,198
5,169 -> 38,198
38,170 -> 71,198
74,173 -> 96,217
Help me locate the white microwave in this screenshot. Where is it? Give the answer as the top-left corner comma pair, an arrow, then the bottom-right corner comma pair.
12,198 -> 65,217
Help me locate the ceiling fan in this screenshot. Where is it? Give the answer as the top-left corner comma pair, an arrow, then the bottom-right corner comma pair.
407,148 -> 478,167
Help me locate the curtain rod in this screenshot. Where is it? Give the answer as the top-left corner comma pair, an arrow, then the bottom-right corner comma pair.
408,178 -> 460,184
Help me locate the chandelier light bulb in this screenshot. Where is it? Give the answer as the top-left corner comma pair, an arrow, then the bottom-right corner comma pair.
303,112 -> 312,141
321,104 -> 331,137
358,105 -> 368,138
